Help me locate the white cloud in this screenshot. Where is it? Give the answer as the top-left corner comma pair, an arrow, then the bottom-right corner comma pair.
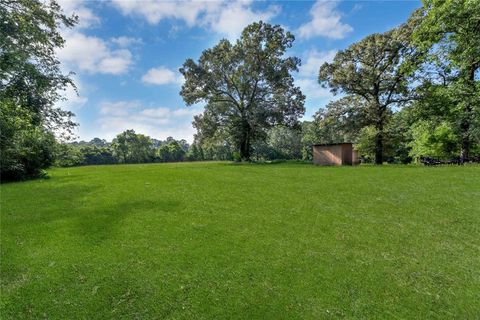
110,36 -> 143,47
295,78 -> 332,99
92,101 -> 203,142
100,100 -> 141,116
299,49 -> 337,78
296,50 -> 336,111
97,49 -> 132,74
141,66 -> 182,85
202,1 -> 281,39
92,120 -> 197,142
171,108 -> 196,117
110,0 -> 280,39
139,107 -> 172,119
62,78 -> 88,111
298,0 -> 352,39
111,0 -> 215,25
57,0 -> 100,29
58,31 -> 133,75
56,1 -> 135,75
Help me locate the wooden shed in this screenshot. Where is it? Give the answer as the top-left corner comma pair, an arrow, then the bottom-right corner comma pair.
313,143 -> 359,166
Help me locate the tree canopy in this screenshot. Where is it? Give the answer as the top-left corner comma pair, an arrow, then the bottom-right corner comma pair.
318,15 -> 422,164
1,0 -> 77,132
413,0 -> 480,161
180,21 -> 305,160
112,130 -> 154,164
0,0 -> 77,181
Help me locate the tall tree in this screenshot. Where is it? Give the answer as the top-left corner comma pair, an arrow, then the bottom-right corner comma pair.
157,140 -> 186,162
180,21 -> 305,161
1,0 -> 77,133
112,130 -> 154,164
186,143 -> 203,161
1,0 -> 77,180
267,126 -> 302,160
413,0 -> 480,162
130,133 -> 154,163
314,96 -> 369,144
318,15 -> 421,164
112,130 -> 131,163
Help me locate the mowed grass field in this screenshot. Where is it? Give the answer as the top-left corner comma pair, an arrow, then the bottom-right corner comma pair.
1,162 -> 479,319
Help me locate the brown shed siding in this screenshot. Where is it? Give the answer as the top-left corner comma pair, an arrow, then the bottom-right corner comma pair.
341,143 -> 353,165
313,144 -> 342,165
352,149 -> 360,165
313,143 -> 357,166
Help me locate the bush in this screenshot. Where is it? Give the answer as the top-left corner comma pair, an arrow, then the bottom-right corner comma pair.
1,102 -> 56,182
408,121 -> 459,161
54,143 -> 85,167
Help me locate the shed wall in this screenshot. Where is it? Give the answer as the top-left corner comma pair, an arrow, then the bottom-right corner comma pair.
352,149 -> 360,165
341,144 -> 353,165
313,145 -> 343,165
313,143 -> 358,166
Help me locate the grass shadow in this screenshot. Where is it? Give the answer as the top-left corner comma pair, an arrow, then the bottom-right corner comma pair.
73,199 -> 181,244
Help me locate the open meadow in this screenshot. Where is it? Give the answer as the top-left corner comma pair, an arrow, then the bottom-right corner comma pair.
1,162 -> 479,318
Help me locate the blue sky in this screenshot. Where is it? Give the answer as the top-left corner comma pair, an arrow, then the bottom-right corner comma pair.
57,0 -> 421,142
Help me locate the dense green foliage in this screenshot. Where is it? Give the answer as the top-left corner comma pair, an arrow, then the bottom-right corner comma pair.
55,143 -> 116,167
408,121 -> 459,160
0,0 -> 77,181
1,163 -> 479,318
54,132 -> 191,167
412,0 -> 480,162
180,22 -> 305,160
157,140 -> 186,163
112,130 -> 155,164
318,14 -> 422,164
0,101 -> 56,180
309,0 -> 479,164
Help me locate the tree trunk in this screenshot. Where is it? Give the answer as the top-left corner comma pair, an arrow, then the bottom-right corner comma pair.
239,138 -> 250,161
459,64 -> 476,164
374,103 -> 384,165
375,130 -> 383,165
240,120 -> 251,161
460,117 -> 470,163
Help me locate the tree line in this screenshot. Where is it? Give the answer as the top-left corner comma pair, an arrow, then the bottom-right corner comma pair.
1,0 -> 479,181
54,126 -> 303,166
55,131 -> 190,167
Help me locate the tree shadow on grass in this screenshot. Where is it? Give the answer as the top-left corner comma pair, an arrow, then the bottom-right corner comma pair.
73,199 -> 181,244
1,194 -> 181,313
1,183 -> 103,229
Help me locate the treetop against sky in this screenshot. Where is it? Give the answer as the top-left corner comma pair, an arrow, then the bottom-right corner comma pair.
56,0 -> 420,142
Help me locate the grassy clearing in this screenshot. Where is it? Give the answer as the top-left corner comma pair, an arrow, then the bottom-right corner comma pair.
1,162 -> 479,319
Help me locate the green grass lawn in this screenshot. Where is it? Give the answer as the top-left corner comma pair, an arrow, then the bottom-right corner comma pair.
1,162 -> 479,319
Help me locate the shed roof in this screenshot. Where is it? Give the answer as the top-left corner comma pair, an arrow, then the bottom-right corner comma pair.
312,142 -> 353,147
